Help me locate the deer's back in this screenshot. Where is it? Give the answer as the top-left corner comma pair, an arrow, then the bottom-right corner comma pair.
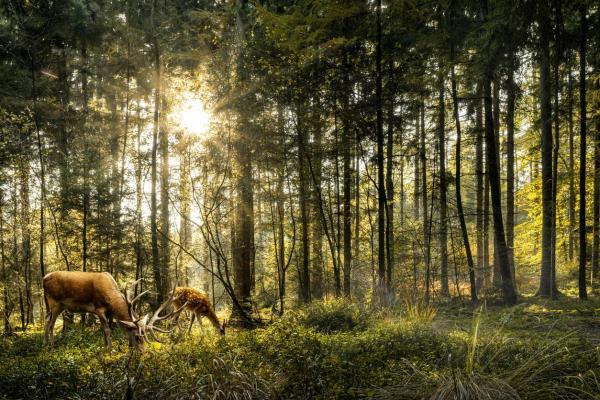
174,287 -> 212,313
43,271 -> 121,313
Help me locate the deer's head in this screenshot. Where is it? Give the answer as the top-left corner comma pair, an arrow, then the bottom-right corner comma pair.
119,281 -> 186,349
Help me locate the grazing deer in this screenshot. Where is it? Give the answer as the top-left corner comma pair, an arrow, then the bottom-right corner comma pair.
43,271 -> 182,351
172,287 -> 226,335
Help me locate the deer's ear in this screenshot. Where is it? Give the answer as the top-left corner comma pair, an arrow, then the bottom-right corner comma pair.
119,320 -> 137,329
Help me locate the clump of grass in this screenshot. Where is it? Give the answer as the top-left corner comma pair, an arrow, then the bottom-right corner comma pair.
374,306 -> 597,400
403,298 -> 437,325
298,299 -> 370,333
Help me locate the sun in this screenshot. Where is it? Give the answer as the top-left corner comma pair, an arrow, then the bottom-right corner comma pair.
174,93 -> 211,137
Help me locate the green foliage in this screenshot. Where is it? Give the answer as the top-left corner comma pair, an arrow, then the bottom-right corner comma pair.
1,300 -> 598,400
296,299 -> 371,333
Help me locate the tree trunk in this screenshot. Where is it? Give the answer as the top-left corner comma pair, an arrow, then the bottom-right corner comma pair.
30,56 -> 45,279
506,54 -> 517,290
375,0 -> 386,300
232,0 -> 255,324
492,78 -> 502,289
0,193 -> 10,334
578,6 -> 588,299
539,2 -> 556,298
150,36 -> 163,304
550,0 -> 562,297
481,0 -> 517,305
421,101 -> 430,301
568,64 -> 576,261
475,85 -> 484,290
159,97 -> 170,297
297,102 -> 311,303
179,138 -> 191,286
19,151 -> 32,327
342,68 -> 352,298
451,59 -> 477,304
311,95 -> 324,299
81,44 -> 90,275
135,103 -> 144,290
385,85 -> 394,294
437,65 -> 449,297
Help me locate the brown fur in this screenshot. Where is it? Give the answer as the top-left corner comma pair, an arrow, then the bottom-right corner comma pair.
172,287 -> 225,335
43,271 -> 142,351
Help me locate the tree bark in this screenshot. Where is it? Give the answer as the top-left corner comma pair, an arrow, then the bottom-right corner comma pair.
150,35 -> 163,304
451,58 -> 477,304
342,67 -> 352,298
492,78 -> 502,289
297,102 -> 311,303
375,0 -> 386,300
385,84 -> 394,294
506,54 -> 517,290
311,94 -> 324,299
475,85 -> 484,290
232,0 -> 255,324
421,101 -> 430,302
481,0 -> 517,305
578,6 -> 588,299
568,64 -> 575,261
437,64 -> 449,297
538,2 -> 556,298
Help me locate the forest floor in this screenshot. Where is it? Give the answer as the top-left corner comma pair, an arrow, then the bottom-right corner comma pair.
0,295 -> 599,400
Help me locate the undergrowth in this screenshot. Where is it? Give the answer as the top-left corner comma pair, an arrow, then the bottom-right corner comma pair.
0,298 -> 598,399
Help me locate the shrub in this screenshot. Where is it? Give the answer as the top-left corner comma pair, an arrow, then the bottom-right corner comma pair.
297,299 -> 371,333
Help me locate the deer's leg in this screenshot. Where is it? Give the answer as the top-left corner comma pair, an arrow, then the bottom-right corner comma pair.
96,309 -> 112,352
187,312 -> 195,335
45,303 -> 62,347
195,311 -> 205,335
172,309 -> 182,330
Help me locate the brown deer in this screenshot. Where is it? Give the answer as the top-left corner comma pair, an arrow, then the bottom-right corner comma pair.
172,287 -> 226,335
43,271 -> 183,351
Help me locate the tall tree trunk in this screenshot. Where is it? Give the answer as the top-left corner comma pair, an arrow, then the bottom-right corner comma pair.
483,155 -> 490,287
334,116 -> 342,297
159,97 -> 170,297
30,56 -> 45,279
550,0 -> 562,297
539,2 -> 556,298
0,194 -> 10,334
592,10 -> 600,292
451,58 -> 477,304
578,6 -> 588,299
506,54 -> 517,290
179,138 -> 191,286
594,102 -> 600,290
437,64 -> 449,297
81,44 -> 90,274
568,64 -> 576,261
232,0 -> 255,324
297,102 -> 311,303
475,85 -> 484,290
150,35 -> 163,303
342,67 -> 352,298
312,95 -> 324,299
19,147 -> 32,327
414,112 -> 420,220
385,86 -> 394,294
421,101 -> 430,301
135,103 -> 144,289
375,0 -> 386,300
492,78 -> 502,289
481,0 -> 517,305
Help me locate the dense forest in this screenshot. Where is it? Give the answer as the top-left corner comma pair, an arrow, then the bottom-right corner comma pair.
0,0 -> 599,399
